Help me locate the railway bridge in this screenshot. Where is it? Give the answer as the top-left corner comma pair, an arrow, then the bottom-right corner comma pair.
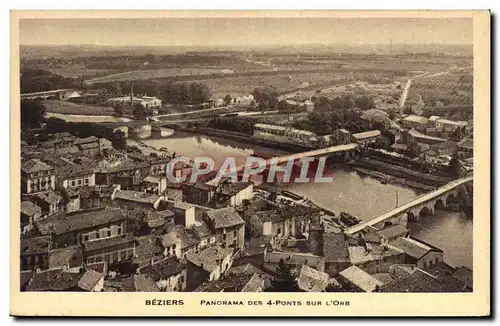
345,176 -> 473,235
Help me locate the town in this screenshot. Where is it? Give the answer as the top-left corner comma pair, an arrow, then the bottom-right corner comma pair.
19,43 -> 474,293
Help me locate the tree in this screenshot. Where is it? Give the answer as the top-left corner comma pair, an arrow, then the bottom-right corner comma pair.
111,130 -> 127,150
252,87 -> 279,109
355,95 -> 375,110
21,100 -> 46,128
223,94 -> 232,106
267,259 -> 300,292
277,99 -> 289,112
403,105 -> 413,115
246,214 -> 263,239
113,104 -> 124,116
448,152 -> 462,178
133,104 -> 147,120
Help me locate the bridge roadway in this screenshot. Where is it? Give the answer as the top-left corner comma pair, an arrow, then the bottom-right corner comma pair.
210,143 -> 360,179
21,89 -> 72,100
344,176 -> 473,235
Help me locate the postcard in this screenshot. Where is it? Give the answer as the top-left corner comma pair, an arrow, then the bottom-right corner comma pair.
10,10 -> 490,317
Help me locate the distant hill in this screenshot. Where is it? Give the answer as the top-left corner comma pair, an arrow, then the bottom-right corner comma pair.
20,43 -> 472,60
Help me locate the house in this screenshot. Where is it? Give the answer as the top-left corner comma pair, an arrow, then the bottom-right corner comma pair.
166,183 -> 183,201
458,135 -> 473,159
451,266 -> 473,291
322,233 -> 351,277
160,225 -> 200,260
111,189 -> 164,211
21,159 -> 56,194
83,233 -> 137,267
144,210 -> 175,233
62,187 -> 81,213
20,236 -> 51,271
20,201 -> 42,234
389,237 -> 444,270
213,181 -> 253,208
24,269 -> 83,292
79,185 -> 116,210
56,163 -> 95,189
182,182 -> 216,206
423,150 -> 451,166
338,265 -> 383,292
379,268 -> 470,292
121,274 -> 160,292
185,245 -> 234,290
350,130 -> 382,146
139,175 -> 167,195
169,201 -> 196,228
257,210 -> 295,238
140,256 -> 187,291
374,224 -> 409,241
77,269 -> 105,292
360,109 -> 391,128
263,248 -> 326,273
204,207 -> 245,249
48,246 -> 83,272
133,235 -> 165,269
194,273 -> 265,292
296,265 -> 330,292
402,129 -> 447,146
401,115 -> 429,130
189,220 -> 217,250
434,118 -> 468,137
32,190 -> 63,216
348,244 -> 405,275
35,208 -> 132,249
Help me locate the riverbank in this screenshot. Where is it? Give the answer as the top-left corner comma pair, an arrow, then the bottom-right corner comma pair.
353,167 -> 436,191
173,126 -> 314,153
349,157 -> 452,187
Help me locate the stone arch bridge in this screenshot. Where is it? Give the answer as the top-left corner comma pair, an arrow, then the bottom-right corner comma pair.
345,176 -> 473,235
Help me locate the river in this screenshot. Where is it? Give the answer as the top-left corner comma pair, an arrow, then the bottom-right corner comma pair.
142,130 -> 473,269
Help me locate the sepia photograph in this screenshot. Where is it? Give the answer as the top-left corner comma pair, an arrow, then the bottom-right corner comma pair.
10,10 -> 490,317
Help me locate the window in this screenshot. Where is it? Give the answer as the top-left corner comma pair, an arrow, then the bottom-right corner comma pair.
78,179 -> 82,185
95,256 -> 102,263
277,228 -> 281,235
107,230 -> 111,237
87,258 -> 95,264
71,180 -> 76,187
96,232 -> 100,239
112,252 -> 119,262
117,228 -> 122,236
84,178 -> 89,185
233,230 -> 237,238
120,250 -> 127,261
83,235 -> 89,242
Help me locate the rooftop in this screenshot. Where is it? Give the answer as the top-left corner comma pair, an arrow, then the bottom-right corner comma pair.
339,265 -> 383,292
141,256 -> 186,281
217,182 -> 251,197
36,208 -> 127,235
25,270 -> 83,291
77,269 -> 104,291
375,224 -> 408,240
22,159 -> 54,173
264,250 -> 325,269
403,115 -> 429,125
48,246 -> 82,269
194,273 -> 258,292
379,269 -> 469,292
451,267 -> 473,289
20,201 -> 41,217
296,265 -> 330,292
34,190 -> 62,205
206,207 -> 245,229
323,233 -> 350,263
21,236 -> 51,255
121,274 -> 160,292
186,245 -> 232,273
114,190 -> 161,205
389,237 -> 442,260
348,245 -> 403,265
351,130 -> 381,140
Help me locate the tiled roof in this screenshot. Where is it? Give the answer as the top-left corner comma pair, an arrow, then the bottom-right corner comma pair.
323,233 -> 350,263
21,236 -> 51,255
186,246 -> 232,273
379,269 -> 468,292
264,250 -> 325,269
25,270 -> 82,291
256,210 -> 284,223
146,210 -> 174,228
79,185 -> 116,199
389,237 -> 441,260
348,245 -> 403,265
217,182 -> 251,196
190,221 -> 215,239
77,269 -> 103,291
194,273 -> 258,292
114,190 -> 161,205
141,257 -> 186,281
296,265 -> 330,292
73,136 -> 99,145
56,162 -> 94,180
36,208 -> 127,235
34,190 -> 62,205
49,246 -> 81,269
206,207 -> 245,229
403,115 -> 429,125
20,201 -> 41,217
451,266 -> 473,289
339,265 -> 383,292
22,159 -> 54,173
133,235 -> 164,266
121,274 -> 160,292
352,130 -> 381,140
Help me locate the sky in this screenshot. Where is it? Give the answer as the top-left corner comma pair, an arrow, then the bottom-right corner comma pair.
19,18 -> 473,47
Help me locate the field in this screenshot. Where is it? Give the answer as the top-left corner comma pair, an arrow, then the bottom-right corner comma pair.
43,100 -> 115,116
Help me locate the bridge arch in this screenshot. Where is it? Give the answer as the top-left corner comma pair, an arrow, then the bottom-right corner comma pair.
434,198 -> 446,210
